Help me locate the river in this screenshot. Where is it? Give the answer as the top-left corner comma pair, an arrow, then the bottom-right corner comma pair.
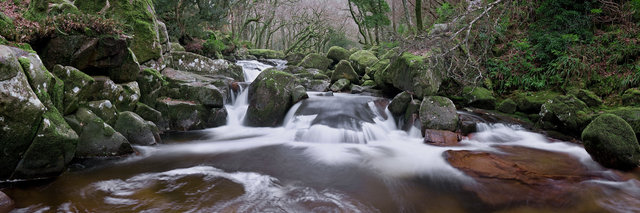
4,60 -> 640,212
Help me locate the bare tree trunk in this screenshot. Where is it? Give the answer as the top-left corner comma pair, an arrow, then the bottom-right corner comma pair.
415,0 -> 423,32
402,0 -> 413,30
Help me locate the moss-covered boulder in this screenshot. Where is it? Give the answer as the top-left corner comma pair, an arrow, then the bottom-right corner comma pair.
51,65 -> 95,115
66,108 -> 134,158
12,108 -> 78,179
161,68 -> 226,108
306,79 -> 331,92
114,111 -> 160,146
462,87 -> 496,109
246,69 -> 299,127
84,100 -> 118,126
514,91 -> 561,114
389,91 -> 412,116
40,35 -> 141,83
539,95 -> 593,134
622,88 -> 640,106
375,52 -> 441,97
608,107 -> 640,138
167,51 -> 244,81
402,99 -> 422,131
582,114 -> 640,170
577,89 -> 602,107
247,49 -> 285,59
326,46 -> 351,63
362,80 -> 376,87
154,98 -> 208,131
135,102 -> 163,127
170,42 -> 185,52
73,0 -> 163,63
330,78 -> 351,92
331,60 -> 359,84
284,53 -> 305,66
137,68 -> 167,106
497,98 -> 517,114
419,96 -> 458,132
349,50 -> 378,75
0,46 -> 48,179
115,81 -> 141,112
365,59 -> 390,80
298,53 -> 333,71
17,51 -> 65,112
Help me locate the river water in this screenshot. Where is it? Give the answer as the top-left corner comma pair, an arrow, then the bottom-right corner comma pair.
4,60 -> 640,212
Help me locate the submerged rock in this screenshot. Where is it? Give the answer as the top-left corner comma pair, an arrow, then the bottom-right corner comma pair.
0,191 -> 13,213
246,69 -> 300,127
582,114 -> 640,170
424,129 -> 461,146
419,96 -> 458,132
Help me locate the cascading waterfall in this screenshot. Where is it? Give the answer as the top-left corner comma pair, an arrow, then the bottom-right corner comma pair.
7,60 -> 640,213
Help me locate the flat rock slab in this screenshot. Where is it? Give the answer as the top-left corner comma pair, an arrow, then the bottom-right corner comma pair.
446,146 -> 604,206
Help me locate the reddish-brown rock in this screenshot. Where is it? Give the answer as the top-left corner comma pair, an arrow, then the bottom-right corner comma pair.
0,191 -> 14,213
446,146 -> 605,206
424,129 -> 462,146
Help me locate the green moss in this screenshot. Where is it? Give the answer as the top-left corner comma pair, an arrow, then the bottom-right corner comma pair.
582,114 -> 640,170
462,86 -> 496,109
349,50 -> 379,75
331,60 -> 359,83
298,53 -> 333,71
622,88 -> 640,106
497,98 -> 517,114
326,46 -> 351,62
247,49 -> 285,59
513,90 -> 561,113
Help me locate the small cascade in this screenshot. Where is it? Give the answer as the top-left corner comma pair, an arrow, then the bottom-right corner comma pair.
227,60 -> 279,126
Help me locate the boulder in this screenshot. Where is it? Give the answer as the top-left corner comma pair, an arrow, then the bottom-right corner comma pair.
137,68 -> 167,106
401,99 -> 422,130
607,107 -> 640,139
305,79 -> 331,92
170,42 -> 185,52
539,95 -> 592,134
246,69 -> 299,127
155,98 -> 208,131
330,78 -> 351,92
419,96 -> 458,132
167,51 -> 244,81
349,50 -> 378,75
284,53 -> 305,66
17,51 -> 64,111
291,85 -> 309,103
362,80 -> 376,87
424,129 -> 461,146
0,46 -> 47,179
365,59 -> 390,80
206,108 -> 228,128
496,98 -> 517,114
51,65 -> 95,115
462,87 -> 496,109
247,49 -> 285,59
326,46 -> 351,63
12,108 -> 78,179
298,53 -> 332,71
0,191 -> 14,213
622,88 -> 640,106
375,52 -> 441,97
116,81 -> 141,112
84,100 -> 118,126
114,111 -> 161,146
39,35 -> 141,83
388,91 -> 412,116
74,0 -> 163,63
582,114 -> 640,170
576,89 -> 602,107
331,60 -> 359,84
135,102 -> 163,127
161,68 -> 227,108
514,91 -> 560,114
157,21 -> 170,54
66,108 -> 134,158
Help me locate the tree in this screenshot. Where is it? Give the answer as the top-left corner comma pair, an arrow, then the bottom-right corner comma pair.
347,0 -> 391,45
415,0 -> 423,32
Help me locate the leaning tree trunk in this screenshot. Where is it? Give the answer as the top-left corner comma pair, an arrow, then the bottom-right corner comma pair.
415,0 -> 423,32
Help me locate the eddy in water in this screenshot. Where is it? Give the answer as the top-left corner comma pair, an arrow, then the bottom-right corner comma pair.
4,60 -> 640,213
